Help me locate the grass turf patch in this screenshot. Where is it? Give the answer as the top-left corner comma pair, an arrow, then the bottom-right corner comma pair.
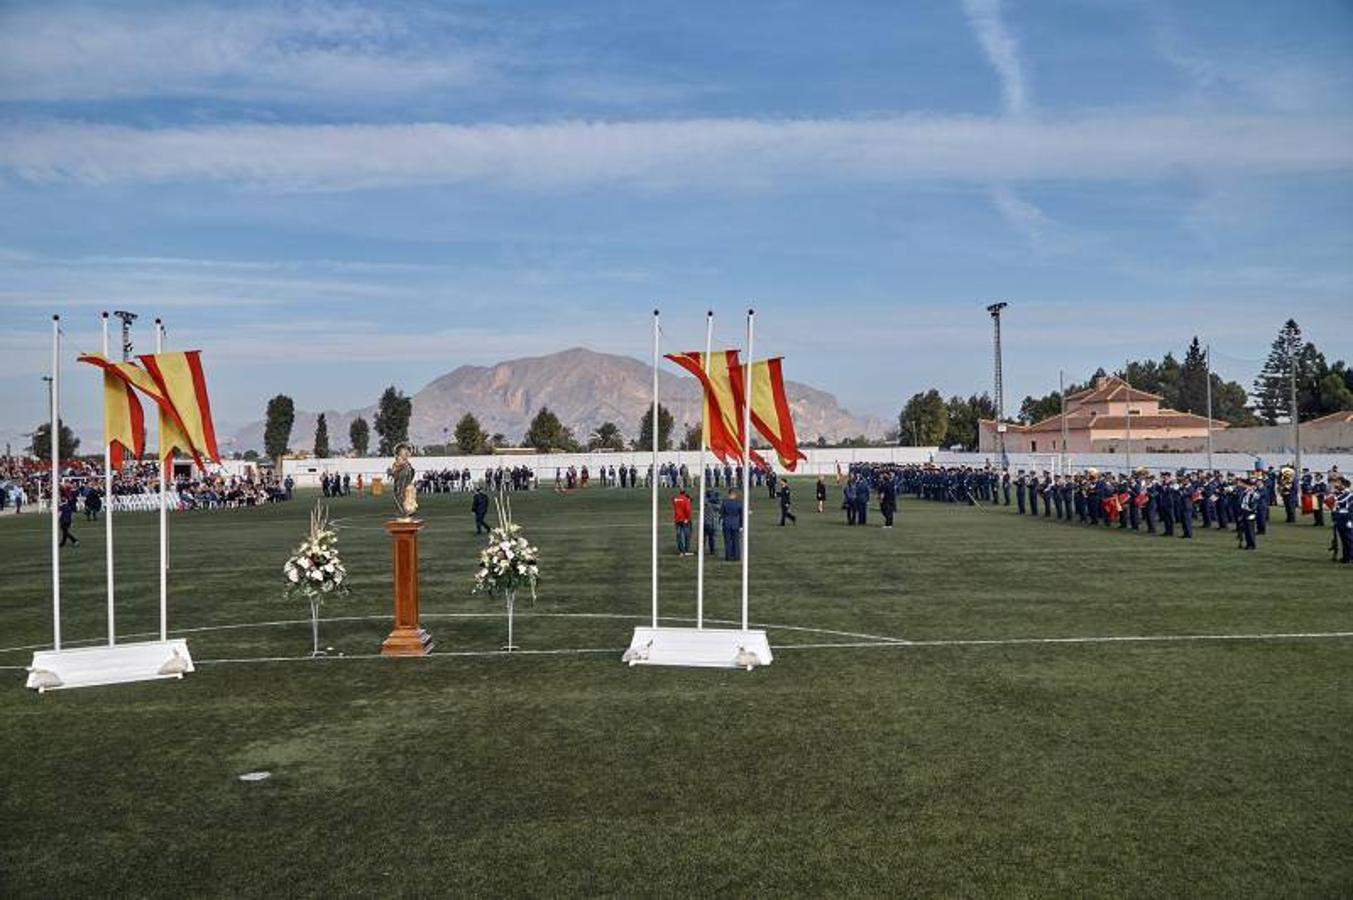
1,483 -> 1349,895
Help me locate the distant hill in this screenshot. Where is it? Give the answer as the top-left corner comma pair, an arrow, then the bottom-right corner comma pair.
226,347 -> 882,453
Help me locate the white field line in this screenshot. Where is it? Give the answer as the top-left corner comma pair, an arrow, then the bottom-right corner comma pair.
0,612 -> 907,655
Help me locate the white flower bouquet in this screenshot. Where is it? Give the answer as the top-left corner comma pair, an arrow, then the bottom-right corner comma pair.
282,504 -> 349,654
472,490 -> 539,650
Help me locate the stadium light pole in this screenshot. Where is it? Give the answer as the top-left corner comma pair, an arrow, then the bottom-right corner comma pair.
113,310 -> 138,362
986,302 -> 1009,463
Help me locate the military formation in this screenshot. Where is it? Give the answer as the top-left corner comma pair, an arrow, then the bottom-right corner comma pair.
886,462 -> 1351,562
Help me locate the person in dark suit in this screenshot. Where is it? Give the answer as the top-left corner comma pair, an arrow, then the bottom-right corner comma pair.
879,476 -> 897,528
471,484 -> 490,534
58,496 -> 79,547
855,477 -> 870,525
815,477 -> 827,513
777,478 -> 796,526
721,490 -> 743,560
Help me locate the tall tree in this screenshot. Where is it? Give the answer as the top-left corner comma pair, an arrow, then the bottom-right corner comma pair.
28,420 -> 80,461
1018,391 -> 1062,425
454,413 -> 488,455
1210,376 -> 1261,426
636,404 -> 674,451
679,423 -> 702,451
899,389 -> 947,445
942,393 -> 996,450
312,413 -> 330,458
348,417 -> 370,456
588,421 -> 625,451
524,407 -> 577,451
264,394 -> 295,462
373,386 -> 412,455
1175,338 -> 1209,416
1252,319 -> 1308,424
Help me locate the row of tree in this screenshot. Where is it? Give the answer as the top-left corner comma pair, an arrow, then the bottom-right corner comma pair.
895,322 -> 1352,451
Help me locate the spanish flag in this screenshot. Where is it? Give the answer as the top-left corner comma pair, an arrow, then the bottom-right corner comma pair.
78,354 -> 146,468
741,358 -> 807,471
139,351 -> 221,467
79,353 -> 198,466
666,349 -> 746,463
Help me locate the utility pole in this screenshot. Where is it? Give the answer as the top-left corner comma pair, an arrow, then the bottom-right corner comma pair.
1290,348 -> 1302,476
113,310 -> 138,361
1123,361 -> 1133,475
1059,369 -> 1068,475
1204,343 -> 1214,472
987,302 -> 1009,463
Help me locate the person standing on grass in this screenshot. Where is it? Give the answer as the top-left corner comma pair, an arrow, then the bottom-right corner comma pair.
721,489 -> 743,560
855,475 -> 870,526
703,489 -> 721,554
843,476 -> 857,526
777,478 -> 796,526
471,483 -> 490,534
1331,475 -> 1352,564
815,476 -> 826,513
1238,477 -> 1259,550
672,487 -> 693,555
58,495 -> 79,547
879,474 -> 897,529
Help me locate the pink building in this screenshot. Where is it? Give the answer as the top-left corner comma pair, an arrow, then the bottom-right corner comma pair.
979,376 -> 1228,454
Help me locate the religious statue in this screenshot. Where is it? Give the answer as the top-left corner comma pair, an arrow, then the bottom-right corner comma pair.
387,442 -> 418,519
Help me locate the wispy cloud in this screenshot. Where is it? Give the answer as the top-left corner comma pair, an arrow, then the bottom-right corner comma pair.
960,0 -> 1028,116
0,4 -> 488,102
2,115 -> 1349,191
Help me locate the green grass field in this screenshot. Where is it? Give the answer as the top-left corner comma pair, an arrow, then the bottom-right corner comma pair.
2,483 -> 1350,896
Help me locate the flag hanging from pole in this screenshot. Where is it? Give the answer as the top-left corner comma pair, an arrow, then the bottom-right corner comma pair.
138,351 -> 221,467
78,355 -> 147,468
666,349 -> 746,463
741,357 -> 806,471
79,352 -> 214,468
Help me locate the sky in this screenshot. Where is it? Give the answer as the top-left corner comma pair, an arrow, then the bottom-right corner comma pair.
2,0 -> 1351,449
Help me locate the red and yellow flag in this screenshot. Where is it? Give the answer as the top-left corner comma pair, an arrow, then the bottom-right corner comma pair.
744,358 -> 806,471
666,349 -> 746,463
78,354 -> 146,468
139,351 -> 221,467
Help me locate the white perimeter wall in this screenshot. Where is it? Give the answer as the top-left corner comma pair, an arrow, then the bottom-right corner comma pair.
280,447 -> 1353,487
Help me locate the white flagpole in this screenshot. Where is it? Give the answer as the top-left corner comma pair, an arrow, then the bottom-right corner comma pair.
102,312 -> 116,646
651,309 -> 660,629
51,314 -> 61,651
740,308 -> 753,633
696,310 -> 712,629
156,318 -> 167,643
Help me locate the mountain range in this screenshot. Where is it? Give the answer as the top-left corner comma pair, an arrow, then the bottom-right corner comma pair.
223,347 -> 883,453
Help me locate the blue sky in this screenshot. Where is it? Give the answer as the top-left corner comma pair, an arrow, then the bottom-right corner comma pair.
2,0 -> 1351,447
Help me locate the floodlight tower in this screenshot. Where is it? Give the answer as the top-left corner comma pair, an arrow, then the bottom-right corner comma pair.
113,310 -> 138,361
987,302 -> 1009,461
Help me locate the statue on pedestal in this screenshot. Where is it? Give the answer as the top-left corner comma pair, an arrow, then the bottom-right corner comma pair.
387,442 -> 418,520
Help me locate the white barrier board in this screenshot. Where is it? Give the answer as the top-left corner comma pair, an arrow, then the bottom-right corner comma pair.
624,626 -> 773,670
26,639 -> 194,693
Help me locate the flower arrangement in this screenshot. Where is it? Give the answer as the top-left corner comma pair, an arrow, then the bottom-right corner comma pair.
282,503 -> 349,655
472,489 -> 539,650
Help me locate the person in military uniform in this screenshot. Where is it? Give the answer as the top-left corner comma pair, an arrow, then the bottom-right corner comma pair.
721,489 -> 743,560
777,478 -> 797,526
1331,474 -> 1352,564
879,474 -> 897,528
1238,476 -> 1260,550
471,482 -> 490,534
1015,470 -> 1026,514
1178,471 -> 1196,539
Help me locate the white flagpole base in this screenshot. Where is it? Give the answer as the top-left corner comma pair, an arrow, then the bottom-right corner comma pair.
26,639 -> 194,693
623,626 -> 772,670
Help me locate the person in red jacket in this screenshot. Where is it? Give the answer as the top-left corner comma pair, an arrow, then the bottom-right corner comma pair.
672,487 -> 693,556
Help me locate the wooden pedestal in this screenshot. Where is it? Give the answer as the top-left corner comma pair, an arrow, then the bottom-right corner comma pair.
382,518 -> 433,657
